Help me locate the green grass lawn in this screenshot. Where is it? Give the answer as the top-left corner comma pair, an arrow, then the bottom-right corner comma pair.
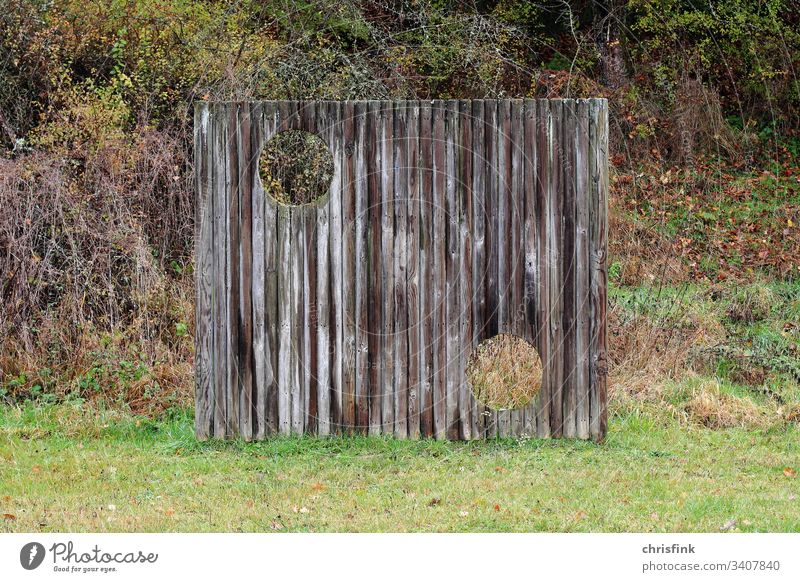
1,403 -> 798,532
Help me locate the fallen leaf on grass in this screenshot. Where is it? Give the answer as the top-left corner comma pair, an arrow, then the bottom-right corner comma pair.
165,508 -> 175,517
783,467 -> 796,478
494,504 -> 501,512
494,466 -> 506,473
32,465 -> 41,474
574,511 -> 588,521
311,482 -> 326,492
720,519 -> 737,531
3,513 -> 16,520
427,498 -> 441,507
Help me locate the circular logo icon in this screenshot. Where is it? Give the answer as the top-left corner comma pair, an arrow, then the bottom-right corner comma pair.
20,542 -> 46,570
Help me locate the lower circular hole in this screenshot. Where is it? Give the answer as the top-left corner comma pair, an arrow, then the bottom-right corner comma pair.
466,333 -> 542,410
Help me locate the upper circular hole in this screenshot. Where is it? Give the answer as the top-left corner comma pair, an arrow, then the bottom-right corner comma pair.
259,130 -> 333,206
466,333 -> 543,410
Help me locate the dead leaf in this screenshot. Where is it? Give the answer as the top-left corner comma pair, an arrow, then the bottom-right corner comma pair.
574,510 -> 588,520
784,467 -> 796,478
32,465 -> 41,474
720,519 -> 737,531
493,504 -> 501,512
494,466 -> 506,473
3,513 -> 16,520
311,482 -> 326,492
165,508 -> 175,517
427,498 -> 441,507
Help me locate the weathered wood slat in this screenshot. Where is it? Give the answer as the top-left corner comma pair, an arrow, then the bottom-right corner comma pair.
194,103 -> 213,439
535,99 -> 552,438
354,101 -> 370,433
250,102 -> 267,439
561,99 -> 577,439
328,100 -> 344,433
212,105 -> 227,438
547,100 -> 564,437
237,102 -> 254,441
380,101 -> 395,434
457,99 -> 473,440
406,102 -> 421,439
418,103 -> 434,438
470,100 -> 487,439
445,100 -> 460,440
575,99 -> 591,440
497,98 -> 511,439
589,99 -> 609,442
366,101 -> 383,436
522,99 -> 540,438
196,99 -> 608,441
393,102 -> 409,439
315,101 -> 332,436
509,99 -> 525,438
263,103 -> 280,436
484,99 -> 499,439
431,100 -> 447,440
341,102 -> 357,433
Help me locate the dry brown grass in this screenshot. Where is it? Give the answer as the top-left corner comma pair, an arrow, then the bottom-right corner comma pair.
465,334 -> 542,410
683,379 -> 778,429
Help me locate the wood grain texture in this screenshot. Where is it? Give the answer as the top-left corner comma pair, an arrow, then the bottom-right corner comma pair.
195,99 -> 608,441
194,103 -> 213,439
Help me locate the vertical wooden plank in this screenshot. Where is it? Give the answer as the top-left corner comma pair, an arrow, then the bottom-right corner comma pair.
445,100 -> 461,440
380,101 -> 395,434
393,101 -> 409,439
238,102 -> 254,440
276,100 -> 294,438
354,101 -> 370,433
458,99 -> 473,440
194,102 -> 213,439
225,103 -> 240,438
299,103 -> 317,435
589,98 -> 609,442
561,100 -> 578,439
328,101 -> 344,434
277,202 -> 292,435
535,99 -> 552,438
263,103 -> 280,436
497,99 -> 511,439
305,204 -> 318,435
212,104 -> 228,438
471,100 -> 487,439
548,100 -> 564,437
484,99 -> 499,438
341,101 -> 357,433
509,99 -> 525,437
407,102 -> 421,439
251,102 -> 266,439
522,99 -> 540,438
366,101 -> 383,436
316,102 -> 332,437
431,100 -> 447,440
291,206 -> 305,435
418,102 -> 434,438
575,99 -> 591,440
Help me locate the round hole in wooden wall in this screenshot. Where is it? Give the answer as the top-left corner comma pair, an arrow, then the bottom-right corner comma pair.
466,333 -> 543,410
259,130 -> 334,206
